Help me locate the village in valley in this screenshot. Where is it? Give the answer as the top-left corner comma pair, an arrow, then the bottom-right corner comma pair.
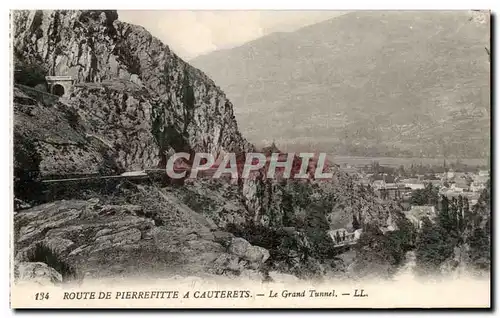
329,160 -> 490,247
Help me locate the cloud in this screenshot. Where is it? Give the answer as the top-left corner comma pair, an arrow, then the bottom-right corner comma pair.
117,10 -> 345,60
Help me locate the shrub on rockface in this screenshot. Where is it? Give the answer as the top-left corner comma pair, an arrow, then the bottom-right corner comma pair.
410,183 -> 439,207
467,227 -> 490,272
414,217 -> 455,276
13,131 -> 43,205
350,224 -> 398,279
27,243 -> 80,282
13,57 -> 47,87
225,220 -> 340,280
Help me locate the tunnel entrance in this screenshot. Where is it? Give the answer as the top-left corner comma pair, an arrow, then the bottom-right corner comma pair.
52,84 -> 65,97
45,76 -> 74,98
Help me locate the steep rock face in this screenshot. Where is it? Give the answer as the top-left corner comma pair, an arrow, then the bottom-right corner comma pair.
240,169 -> 402,231
13,10 -> 251,179
69,81 -> 160,173
14,193 -> 271,281
14,82 -> 158,179
14,87 -> 105,181
172,179 -> 252,229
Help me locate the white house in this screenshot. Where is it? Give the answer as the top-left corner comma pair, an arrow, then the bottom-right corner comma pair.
406,183 -> 425,190
328,228 -> 361,246
470,181 -> 486,193
478,170 -> 489,177
354,229 -> 363,240
446,169 -> 455,179
372,180 -> 386,190
404,205 -> 437,230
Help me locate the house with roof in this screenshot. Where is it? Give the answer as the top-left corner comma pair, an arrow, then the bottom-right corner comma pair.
473,174 -> 489,184
372,180 -> 386,190
404,205 -> 437,230
451,179 -> 470,192
400,178 -> 425,190
478,170 -> 489,177
470,181 -> 486,193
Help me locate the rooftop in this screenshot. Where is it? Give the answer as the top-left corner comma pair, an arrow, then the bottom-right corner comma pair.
401,178 -> 421,184
405,205 -> 436,220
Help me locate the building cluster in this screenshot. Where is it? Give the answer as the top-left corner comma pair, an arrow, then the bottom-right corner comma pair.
327,228 -> 363,247
341,164 -> 489,206
326,167 -> 489,245
437,169 -> 489,206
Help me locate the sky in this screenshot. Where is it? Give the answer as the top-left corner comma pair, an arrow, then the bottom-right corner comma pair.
118,11 -> 347,60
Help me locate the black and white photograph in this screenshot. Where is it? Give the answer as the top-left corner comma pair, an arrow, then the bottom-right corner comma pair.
9,8 -> 491,309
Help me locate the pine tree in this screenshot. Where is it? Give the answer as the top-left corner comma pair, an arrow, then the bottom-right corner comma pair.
457,209 -> 465,235
468,227 -> 490,271
463,197 -> 470,220
426,183 -> 439,207
351,224 -> 396,279
415,217 -> 454,275
457,196 -> 465,233
449,197 -> 458,233
457,196 -> 463,216
352,215 -> 361,230
485,215 -> 491,237
438,195 -> 451,231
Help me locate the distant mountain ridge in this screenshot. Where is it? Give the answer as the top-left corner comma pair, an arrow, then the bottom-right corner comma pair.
191,10 -> 490,158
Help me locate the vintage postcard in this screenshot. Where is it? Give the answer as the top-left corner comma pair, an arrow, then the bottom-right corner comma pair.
10,9 -> 491,308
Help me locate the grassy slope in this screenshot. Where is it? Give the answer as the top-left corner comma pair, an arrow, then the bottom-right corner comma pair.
191,11 -> 490,157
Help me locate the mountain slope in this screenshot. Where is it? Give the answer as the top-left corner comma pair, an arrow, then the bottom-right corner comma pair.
191,11 -> 490,158
13,10 -> 252,182
12,10 -> 418,282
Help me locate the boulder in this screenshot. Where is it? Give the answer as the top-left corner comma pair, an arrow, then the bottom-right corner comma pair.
246,245 -> 270,264
228,237 -> 252,257
228,237 -> 270,264
14,262 -> 62,286
211,253 -> 243,274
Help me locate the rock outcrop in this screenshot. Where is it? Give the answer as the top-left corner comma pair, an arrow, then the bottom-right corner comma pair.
13,10 -> 252,180
13,191 -> 271,281
240,170 -> 403,231
229,237 -> 270,264
14,262 -> 63,286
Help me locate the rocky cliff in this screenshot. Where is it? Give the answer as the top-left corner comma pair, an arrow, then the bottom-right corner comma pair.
13,10 -> 251,179
13,10 -> 400,230
13,10 -> 405,282
14,189 -> 271,283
